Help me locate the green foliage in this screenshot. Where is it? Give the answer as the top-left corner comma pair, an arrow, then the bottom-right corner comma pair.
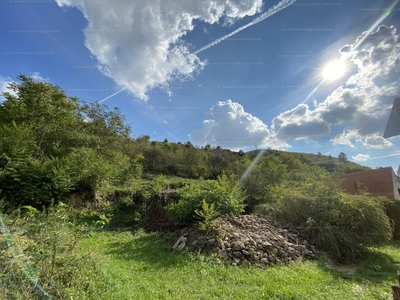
195,200 -> 220,234
385,200 -> 400,240
165,177 -> 246,224
338,152 -> 348,162
1,155 -> 74,208
0,203 -> 109,299
243,155 -> 288,209
0,74 -> 142,208
262,178 -> 393,262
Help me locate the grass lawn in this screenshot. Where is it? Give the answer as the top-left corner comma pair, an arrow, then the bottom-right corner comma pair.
78,230 -> 400,300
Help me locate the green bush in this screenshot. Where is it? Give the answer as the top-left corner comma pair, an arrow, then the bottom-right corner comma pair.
383,200 -> 400,240
165,175 -> 246,224
260,180 -> 393,262
195,199 -> 221,234
0,156 -> 74,209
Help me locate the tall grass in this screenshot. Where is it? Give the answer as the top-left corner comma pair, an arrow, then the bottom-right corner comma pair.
0,203 -> 109,299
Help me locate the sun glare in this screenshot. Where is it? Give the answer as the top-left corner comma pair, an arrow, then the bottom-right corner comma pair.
322,60 -> 346,80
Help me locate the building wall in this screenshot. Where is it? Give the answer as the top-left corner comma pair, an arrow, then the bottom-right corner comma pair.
391,170 -> 400,201
340,167 -> 400,200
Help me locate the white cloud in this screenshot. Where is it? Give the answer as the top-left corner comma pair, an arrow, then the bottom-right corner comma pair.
363,135 -> 393,149
352,154 -> 370,162
271,103 -> 329,140
331,130 -> 359,148
0,73 -> 49,103
55,0 -> 263,100
0,76 -> 16,103
189,99 -> 270,150
30,72 -> 48,82
270,25 -> 400,149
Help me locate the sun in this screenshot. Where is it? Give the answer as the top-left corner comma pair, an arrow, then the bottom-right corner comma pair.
322,60 -> 346,80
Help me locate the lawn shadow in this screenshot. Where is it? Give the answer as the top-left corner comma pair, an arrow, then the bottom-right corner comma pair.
314,243 -> 400,285
103,231 -> 192,269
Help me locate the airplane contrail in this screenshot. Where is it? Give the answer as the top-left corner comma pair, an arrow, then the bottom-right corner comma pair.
368,153 -> 400,160
193,0 -> 297,54
98,88 -> 125,103
100,0 -> 296,103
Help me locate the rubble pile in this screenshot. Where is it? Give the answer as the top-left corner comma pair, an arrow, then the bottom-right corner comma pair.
175,214 -> 318,268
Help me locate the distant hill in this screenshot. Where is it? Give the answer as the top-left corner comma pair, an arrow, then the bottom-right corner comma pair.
245,149 -> 371,175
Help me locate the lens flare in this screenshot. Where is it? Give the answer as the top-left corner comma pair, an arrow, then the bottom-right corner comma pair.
322,60 -> 346,81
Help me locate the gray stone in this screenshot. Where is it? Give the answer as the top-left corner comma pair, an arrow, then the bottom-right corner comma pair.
241,260 -> 251,267
260,258 -> 269,264
219,250 -> 229,261
242,250 -> 250,256
231,241 -> 245,251
233,251 -> 242,258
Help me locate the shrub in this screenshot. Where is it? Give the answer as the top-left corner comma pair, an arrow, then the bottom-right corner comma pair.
383,200 -> 400,240
261,179 -> 393,262
165,176 -> 246,225
195,200 -> 221,234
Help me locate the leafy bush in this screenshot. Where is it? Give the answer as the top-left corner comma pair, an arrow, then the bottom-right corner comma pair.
259,179 -> 393,262
382,200 -> 400,240
195,200 -> 221,234
0,155 -> 74,209
165,174 -> 246,224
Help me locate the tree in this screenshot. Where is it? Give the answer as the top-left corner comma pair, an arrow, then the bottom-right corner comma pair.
338,152 -> 348,162
0,74 -> 81,156
0,74 -> 141,209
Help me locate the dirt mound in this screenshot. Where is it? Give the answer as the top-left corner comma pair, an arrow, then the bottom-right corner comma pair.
175,214 -> 318,268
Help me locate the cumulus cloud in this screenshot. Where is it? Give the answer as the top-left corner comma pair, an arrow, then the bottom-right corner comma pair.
270,25 -> 400,149
331,130 -> 359,148
55,0 -> 263,100
271,103 -> 330,140
352,154 -> 370,162
363,135 -> 393,149
189,99 -> 270,150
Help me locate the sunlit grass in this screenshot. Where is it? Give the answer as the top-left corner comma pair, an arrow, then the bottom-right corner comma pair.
78,231 -> 400,300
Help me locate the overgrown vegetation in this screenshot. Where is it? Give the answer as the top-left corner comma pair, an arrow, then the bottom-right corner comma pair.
256,179 -> 393,262
1,74 -> 399,298
0,203 -> 109,299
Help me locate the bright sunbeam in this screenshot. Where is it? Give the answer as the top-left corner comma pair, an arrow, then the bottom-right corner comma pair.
322,60 -> 346,81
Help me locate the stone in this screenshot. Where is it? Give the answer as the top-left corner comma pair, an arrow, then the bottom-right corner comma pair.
219,250 -> 229,261
233,251 -> 242,258
260,258 -> 269,264
231,241 -> 245,251
180,213 -> 318,269
241,260 -> 251,267
242,250 -> 250,256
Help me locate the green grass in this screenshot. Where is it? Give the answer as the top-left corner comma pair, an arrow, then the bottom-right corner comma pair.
78,230 -> 400,300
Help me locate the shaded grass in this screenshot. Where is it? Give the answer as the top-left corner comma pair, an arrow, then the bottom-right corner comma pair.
78,231 -> 400,300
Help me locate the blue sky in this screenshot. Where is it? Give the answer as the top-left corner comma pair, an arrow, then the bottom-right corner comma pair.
1,0 -> 400,171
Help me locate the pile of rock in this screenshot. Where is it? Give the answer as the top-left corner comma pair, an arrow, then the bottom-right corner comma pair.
175,214 -> 318,268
